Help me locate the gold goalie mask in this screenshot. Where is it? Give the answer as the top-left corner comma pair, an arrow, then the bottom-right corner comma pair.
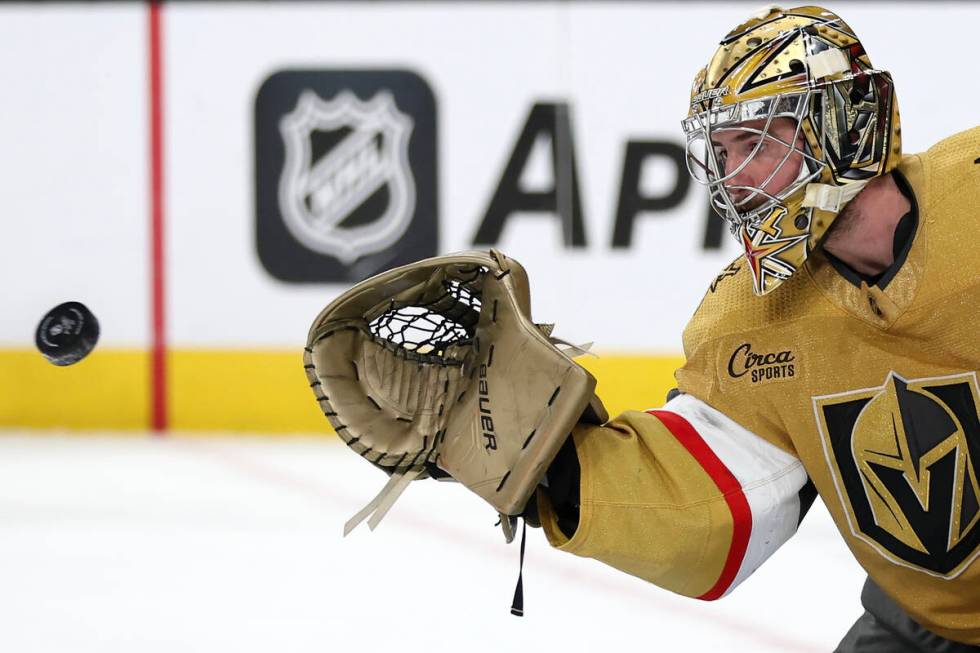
682,5 -> 902,295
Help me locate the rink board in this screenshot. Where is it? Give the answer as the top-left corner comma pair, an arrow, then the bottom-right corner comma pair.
2,2 -> 976,432
0,348 -> 683,432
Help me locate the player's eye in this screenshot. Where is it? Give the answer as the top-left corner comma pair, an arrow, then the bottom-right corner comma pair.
744,138 -> 766,155
712,146 -> 727,166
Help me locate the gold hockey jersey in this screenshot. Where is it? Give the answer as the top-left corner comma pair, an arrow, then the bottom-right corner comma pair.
539,126 -> 980,644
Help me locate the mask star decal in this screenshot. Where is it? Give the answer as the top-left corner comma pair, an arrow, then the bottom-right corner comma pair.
739,221 -> 808,294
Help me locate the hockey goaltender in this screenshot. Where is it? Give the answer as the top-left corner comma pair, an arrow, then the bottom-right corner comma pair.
305,5 -> 980,651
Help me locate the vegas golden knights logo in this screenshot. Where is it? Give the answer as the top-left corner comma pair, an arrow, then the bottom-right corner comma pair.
814,372 -> 980,578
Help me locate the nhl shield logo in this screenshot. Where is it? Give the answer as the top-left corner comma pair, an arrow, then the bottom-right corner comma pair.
278,90 -> 416,265
815,371 -> 980,578
255,69 -> 437,282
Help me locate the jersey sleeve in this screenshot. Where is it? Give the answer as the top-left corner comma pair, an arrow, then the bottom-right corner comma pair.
538,393 -> 809,600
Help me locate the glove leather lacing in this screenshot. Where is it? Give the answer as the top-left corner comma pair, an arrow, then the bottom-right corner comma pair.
342,331 -> 592,537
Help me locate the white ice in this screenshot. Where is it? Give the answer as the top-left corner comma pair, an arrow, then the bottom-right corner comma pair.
0,433 -> 866,652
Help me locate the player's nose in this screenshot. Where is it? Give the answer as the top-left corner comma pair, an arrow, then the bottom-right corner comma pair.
723,157 -> 757,202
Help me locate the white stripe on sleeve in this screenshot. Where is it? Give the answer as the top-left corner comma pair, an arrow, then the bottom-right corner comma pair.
662,393 -> 809,596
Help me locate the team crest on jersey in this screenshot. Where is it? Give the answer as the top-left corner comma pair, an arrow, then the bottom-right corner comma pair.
814,371 -> 980,578
278,90 -> 416,265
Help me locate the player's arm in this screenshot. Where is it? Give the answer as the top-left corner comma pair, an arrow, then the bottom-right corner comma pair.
537,392 -> 813,600
303,246 -> 812,598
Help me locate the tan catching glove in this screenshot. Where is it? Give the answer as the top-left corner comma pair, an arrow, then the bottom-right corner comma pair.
304,249 -> 600,535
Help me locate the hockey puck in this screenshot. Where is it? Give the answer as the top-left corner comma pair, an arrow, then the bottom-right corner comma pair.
35,301 -> 100,366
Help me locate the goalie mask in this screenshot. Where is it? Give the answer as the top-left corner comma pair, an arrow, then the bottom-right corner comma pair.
682,5 -> 902,295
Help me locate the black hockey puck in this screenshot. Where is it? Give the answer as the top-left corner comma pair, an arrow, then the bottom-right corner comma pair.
35,301 -> 100,366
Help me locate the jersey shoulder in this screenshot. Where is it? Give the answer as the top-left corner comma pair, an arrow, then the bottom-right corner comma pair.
681,255 -> 824,359
899,126 -> 980,293
901,125 -> 980,215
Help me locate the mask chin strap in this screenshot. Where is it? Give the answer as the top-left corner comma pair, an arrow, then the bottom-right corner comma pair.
802,180 -> 868,213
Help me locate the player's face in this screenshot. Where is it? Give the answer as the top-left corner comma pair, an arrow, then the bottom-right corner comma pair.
710,117 -> 805,212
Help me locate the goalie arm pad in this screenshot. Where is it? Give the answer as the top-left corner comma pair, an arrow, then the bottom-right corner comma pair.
538,393 -> 809,600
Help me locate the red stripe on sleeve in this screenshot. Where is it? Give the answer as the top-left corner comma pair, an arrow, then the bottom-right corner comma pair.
647,409 -> 752,601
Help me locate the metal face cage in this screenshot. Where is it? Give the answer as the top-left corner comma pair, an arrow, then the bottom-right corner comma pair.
682,92 -> 825,235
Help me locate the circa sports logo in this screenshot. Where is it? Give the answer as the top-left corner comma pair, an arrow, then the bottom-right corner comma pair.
814,372 -> 980,578
727,342 -> 796,383
255,70 -> 437,283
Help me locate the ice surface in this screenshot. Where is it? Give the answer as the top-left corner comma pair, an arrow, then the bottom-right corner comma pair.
0,433 -> 865,652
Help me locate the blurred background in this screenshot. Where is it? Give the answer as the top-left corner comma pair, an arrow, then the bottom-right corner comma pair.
0,1 -> 976,651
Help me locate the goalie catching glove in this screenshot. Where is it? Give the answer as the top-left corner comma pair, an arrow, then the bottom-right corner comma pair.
304,249 -> 604,535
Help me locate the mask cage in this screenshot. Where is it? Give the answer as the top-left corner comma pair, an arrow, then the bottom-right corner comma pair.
683,92 -> 826,234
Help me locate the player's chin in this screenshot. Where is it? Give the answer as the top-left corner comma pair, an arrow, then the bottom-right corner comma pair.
734,198 -> 768,215
726,190 -> 764,212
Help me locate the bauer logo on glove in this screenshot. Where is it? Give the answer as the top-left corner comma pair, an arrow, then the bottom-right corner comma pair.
303,249 -> 601,535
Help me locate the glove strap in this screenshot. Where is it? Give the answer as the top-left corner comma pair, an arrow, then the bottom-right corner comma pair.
343,467 -> 423,536
510,520 -> 528,617
548,336 -> 595,359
